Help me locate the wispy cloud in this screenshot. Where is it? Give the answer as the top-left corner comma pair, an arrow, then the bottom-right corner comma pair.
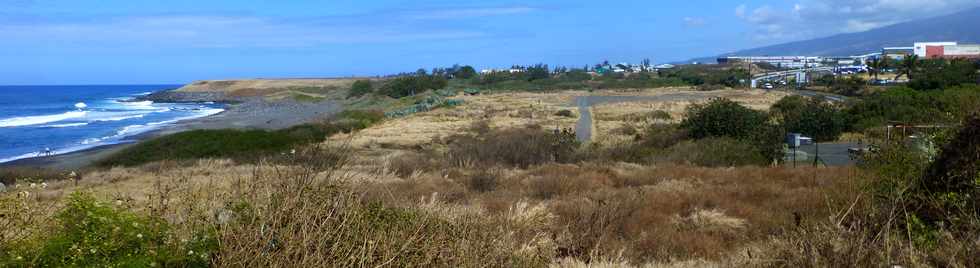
0,6 -> 538,48
406,6 -> 538,20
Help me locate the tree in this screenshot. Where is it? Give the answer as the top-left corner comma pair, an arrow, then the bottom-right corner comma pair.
378,73 -> 448,98
680,98 -> 783,162
454,66 -> 477,79
909,59 -> 979,90
897,54 -> 919,80
867,57 -> 882,81
681,98 -> 769,140
832,76 -> 867,96
347,80 -> 373,98
526,63 -> 550,81
771,96 -> 847,142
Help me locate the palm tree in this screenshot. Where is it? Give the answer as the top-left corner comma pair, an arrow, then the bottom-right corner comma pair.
897,54 -> 919,80
867,58 -> 881,81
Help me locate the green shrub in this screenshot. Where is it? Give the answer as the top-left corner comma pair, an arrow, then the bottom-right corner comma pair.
97,129 -> 299,167
681,98 -> 769,140
293,94 -> 325,103
0,168 -> 67,185
846,86 -> 980,130
680,98 -> 783,162
1,193 -> 215,267
554,109 -> 575,117
98,110 -> 384,167
347,80 -> 373,98
379,73 -> 448,98
772,95 -> 848,142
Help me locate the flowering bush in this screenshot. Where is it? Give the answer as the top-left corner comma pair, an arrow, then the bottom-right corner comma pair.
0,192 -> 215,267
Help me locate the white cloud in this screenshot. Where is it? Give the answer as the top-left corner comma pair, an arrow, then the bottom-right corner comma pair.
736,0 -> 980,43
735,4 -> 747,17
683,17 -> 707,27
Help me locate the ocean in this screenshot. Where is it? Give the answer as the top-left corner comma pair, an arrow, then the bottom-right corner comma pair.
0,85 -> 224,164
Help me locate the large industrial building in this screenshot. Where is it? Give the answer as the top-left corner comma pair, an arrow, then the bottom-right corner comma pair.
913,42 -> 958,57
716,56 -> 822,69
716,41 -> 979,69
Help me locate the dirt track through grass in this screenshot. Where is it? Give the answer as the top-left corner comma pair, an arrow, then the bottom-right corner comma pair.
574,93 -> 709,142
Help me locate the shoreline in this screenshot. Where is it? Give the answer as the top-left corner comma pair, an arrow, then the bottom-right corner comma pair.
1,90 -> 344,170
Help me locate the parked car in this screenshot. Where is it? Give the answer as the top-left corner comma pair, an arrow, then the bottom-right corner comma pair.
764,83 -> 774,89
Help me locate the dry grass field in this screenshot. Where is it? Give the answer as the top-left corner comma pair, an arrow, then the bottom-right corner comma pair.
3,87 -> 976,267
176,78 -> 368,98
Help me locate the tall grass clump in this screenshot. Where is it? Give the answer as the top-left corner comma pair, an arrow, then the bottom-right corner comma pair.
446,123 -> 579,168
210,144 -> 549,267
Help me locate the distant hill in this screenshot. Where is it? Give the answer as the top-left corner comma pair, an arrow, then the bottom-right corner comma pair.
690,7 -> 980,63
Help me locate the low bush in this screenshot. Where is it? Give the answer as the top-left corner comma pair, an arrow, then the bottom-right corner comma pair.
446,126 -> 579,168
347,79 -> 373,98
0,192 -> 215,267
659,137 -> 769,167
97,129 -> 301,167
467,169 -> 500,193
680,98 -> 783,162
554,109 -> 575,117
98,110 -> 384,167
638,124 -> 688,149
0,167 -> 68,185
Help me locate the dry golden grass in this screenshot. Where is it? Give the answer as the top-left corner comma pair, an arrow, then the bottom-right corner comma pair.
175,78 -> 368,98
7,88 -> 975,266
591,89 -> 789,141
332,91 -> 580,149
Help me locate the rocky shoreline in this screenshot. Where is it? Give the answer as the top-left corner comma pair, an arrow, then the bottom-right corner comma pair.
136,90 -> 249,103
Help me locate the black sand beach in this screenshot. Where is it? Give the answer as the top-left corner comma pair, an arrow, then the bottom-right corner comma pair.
1,92 -> 343,170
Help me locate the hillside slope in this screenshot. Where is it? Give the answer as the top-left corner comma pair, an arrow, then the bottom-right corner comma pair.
177,78 -> 360,94
700,7 -> 980,60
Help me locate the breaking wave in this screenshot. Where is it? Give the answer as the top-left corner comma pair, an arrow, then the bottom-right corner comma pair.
0,111 -> 88,128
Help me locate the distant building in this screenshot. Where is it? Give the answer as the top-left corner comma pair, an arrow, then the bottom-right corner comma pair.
929,44 -> 980,59
717,56 -> 822,69
882,47 -> 914,60
914,42 -> 958,57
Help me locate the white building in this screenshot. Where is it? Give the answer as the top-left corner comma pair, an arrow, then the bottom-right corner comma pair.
913,42 -> 957,57
717,56 -> 823,69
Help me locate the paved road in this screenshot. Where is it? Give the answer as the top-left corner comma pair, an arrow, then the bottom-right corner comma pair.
786,142 -> 862,167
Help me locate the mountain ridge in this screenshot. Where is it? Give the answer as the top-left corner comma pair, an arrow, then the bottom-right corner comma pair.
689,7 -> 980,63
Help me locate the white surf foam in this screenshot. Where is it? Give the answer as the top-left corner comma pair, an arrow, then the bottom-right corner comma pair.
42,122 -> 89,128
0,140 -> 125,164
117,100 -> 157,110
0,107 -> 224,164
0,111 -> 88,128
92,114 -> 145,122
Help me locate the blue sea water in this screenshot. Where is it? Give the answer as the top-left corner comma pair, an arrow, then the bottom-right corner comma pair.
0,85 -> 224,163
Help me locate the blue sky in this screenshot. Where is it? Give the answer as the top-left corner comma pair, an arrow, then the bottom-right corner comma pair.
2,0 -> 977,85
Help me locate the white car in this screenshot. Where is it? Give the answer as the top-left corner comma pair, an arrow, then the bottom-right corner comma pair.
764,83 -> 774,89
